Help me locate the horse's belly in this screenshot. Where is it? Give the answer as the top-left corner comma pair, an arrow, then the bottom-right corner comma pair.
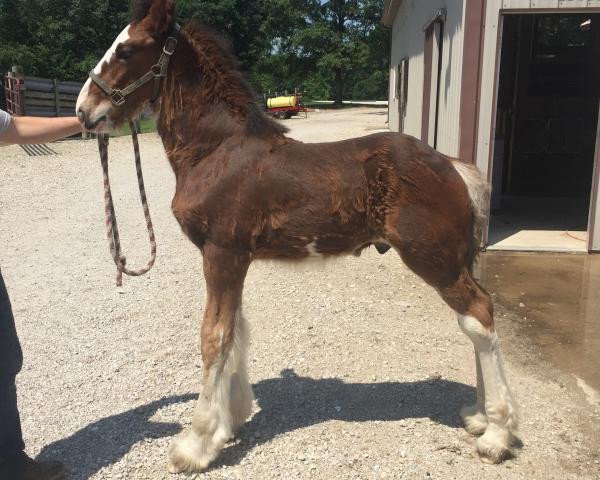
253,224 -> 375,260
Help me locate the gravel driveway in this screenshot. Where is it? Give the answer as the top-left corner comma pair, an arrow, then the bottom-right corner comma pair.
0,108 -> 598,479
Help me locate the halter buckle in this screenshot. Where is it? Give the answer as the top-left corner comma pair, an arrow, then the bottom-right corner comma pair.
110,90 -> 126,106
163,36 -> 178,56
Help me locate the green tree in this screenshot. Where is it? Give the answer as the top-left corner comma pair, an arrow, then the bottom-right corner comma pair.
286,0 -> 388,105
0,0 -> 389,105
0,0 -> 129,82
177,0 -> 272,78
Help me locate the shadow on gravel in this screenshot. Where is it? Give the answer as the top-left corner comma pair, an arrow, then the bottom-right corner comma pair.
36,371 -> 474,478
212,369 -> 474,470
36,393 -> 196,480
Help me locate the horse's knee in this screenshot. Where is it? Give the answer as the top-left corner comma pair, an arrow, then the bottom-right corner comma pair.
458,314 -> 496,351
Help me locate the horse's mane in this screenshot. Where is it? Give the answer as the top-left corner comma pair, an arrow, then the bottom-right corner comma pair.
180,21 -> 288,137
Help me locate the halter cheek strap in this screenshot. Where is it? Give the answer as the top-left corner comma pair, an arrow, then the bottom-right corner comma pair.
90,23 -> 181,107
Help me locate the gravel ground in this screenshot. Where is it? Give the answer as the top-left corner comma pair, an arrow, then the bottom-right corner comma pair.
0,108 -> 598,480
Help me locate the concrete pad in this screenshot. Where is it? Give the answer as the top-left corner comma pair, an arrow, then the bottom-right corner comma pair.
488,228 -> 588,253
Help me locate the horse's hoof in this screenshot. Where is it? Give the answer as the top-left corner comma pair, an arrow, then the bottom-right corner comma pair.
167,434 -> 212,474
460,404 -> 488,436
475,426 -> 512,464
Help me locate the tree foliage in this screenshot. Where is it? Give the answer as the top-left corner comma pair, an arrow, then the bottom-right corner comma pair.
0,0 -> 129,82
0,0 -> 389,102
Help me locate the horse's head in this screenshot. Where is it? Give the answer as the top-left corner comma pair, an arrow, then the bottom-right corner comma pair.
76,0 -> 177,131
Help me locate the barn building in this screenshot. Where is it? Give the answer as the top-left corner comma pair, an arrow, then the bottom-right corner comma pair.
383,1 -> 600,252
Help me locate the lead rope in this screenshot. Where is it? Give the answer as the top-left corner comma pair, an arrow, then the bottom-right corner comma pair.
97,122 -> 157,286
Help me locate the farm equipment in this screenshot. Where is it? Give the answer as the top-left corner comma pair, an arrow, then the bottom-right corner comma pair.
265,93 -> 308,119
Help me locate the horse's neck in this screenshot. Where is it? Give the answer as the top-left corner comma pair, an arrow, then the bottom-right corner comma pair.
156,76 -> 245,177
156,33 -> 285,177
157,102 -> 242,172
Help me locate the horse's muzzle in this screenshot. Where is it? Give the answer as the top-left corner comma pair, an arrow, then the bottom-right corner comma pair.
78,107 -> 106,131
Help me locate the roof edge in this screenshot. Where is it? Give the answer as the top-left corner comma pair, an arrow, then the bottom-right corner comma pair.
382,0 -> 403,26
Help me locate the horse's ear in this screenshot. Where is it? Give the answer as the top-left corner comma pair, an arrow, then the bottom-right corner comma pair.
146,0 -> 176,36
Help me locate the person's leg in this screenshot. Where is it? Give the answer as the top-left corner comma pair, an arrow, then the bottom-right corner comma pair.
0,268 -> 25,460
0,268 -> 65,480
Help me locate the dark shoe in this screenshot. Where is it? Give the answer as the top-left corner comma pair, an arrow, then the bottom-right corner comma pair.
0,452 -> 65,480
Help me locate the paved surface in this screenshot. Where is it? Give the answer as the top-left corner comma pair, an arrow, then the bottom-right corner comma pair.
0,108 -> 598,479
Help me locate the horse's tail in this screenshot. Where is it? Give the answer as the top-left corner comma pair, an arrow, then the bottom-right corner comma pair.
452,161 -> 490,269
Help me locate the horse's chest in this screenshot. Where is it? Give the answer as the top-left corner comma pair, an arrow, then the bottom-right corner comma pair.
171,189 -> 212,247
171,177 -> 246,248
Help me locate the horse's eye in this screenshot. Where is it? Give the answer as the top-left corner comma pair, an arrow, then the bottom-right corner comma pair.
116,46 -> 133,60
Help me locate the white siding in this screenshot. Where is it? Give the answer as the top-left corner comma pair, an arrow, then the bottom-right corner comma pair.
388,0 -> 466,157
475,0 -> 503,177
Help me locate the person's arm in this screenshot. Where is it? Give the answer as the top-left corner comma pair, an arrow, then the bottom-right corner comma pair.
0,116 -> 82,145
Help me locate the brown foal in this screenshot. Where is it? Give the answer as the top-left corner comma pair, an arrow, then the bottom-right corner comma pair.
76,0 -> 518,472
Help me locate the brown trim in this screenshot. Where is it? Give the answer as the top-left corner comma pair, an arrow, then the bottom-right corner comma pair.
382,0 -> 403,26
459,0 -> 487,165
388,27 -> 394,131
588,101 -> 600,252
433,21 -> 445,150
421,26 -> 434,144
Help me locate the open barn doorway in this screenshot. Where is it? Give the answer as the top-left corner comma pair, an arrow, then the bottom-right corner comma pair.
489,13 -> 600,252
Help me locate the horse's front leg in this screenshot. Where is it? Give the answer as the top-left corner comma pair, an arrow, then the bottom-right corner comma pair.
168,243 -> 253,474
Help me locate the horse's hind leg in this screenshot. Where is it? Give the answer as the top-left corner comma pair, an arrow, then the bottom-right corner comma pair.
168,244 -> 254,474
438,270 -> 518,463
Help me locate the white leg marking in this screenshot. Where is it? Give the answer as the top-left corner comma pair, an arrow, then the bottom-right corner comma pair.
168,310 -> 253,474
460,353 -> 488,435
305,240 -> 322,258
458,315 -> 518,463
229,310 -> 254,432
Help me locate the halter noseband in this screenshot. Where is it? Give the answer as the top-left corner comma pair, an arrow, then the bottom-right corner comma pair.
89,23 -> 181,107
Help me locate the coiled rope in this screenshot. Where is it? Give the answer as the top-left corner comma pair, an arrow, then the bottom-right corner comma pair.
97,122 -> 156,286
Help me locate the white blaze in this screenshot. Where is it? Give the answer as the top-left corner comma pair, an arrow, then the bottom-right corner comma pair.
76,25 -> 132,113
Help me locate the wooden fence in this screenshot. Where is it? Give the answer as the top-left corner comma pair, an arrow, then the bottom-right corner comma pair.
4,70 -> 83,117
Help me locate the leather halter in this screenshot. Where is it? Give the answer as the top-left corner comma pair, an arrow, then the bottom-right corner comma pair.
89,23 -> 181,107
